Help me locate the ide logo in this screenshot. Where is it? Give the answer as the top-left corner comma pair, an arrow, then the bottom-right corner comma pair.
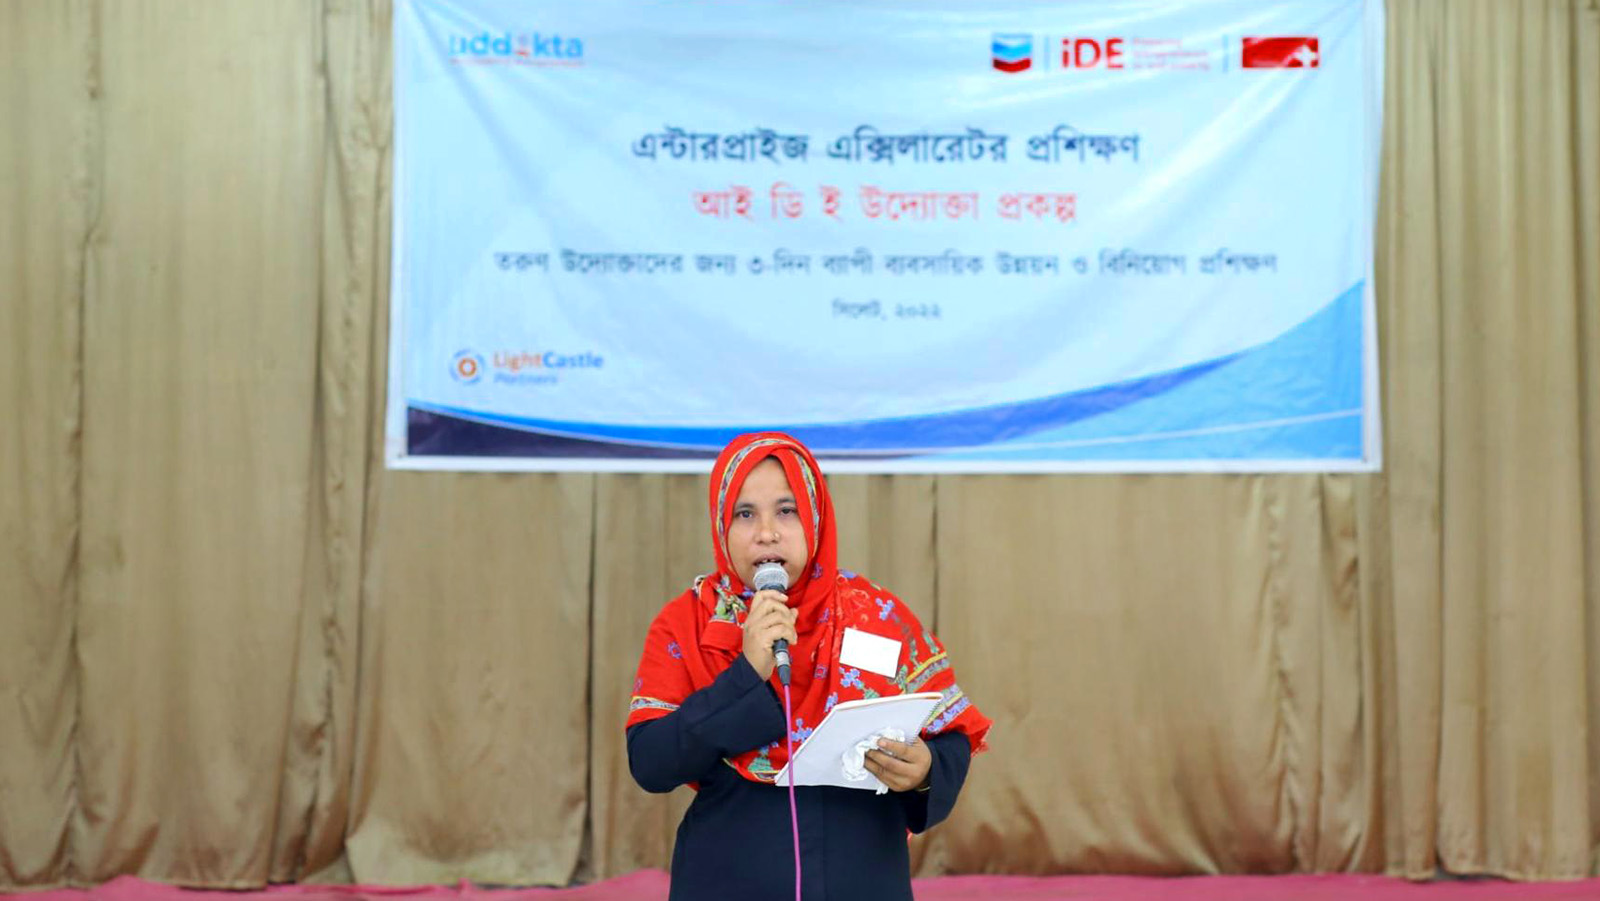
993,31 -> 1215,75
1060,37 -> 1126,69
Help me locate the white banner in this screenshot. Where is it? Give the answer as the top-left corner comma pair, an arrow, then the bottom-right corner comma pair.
388,0 -> 1384,471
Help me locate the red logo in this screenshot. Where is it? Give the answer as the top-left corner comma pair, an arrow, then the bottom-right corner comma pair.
1242,37 -> 1319,68
1061,37 -> 1125,69
992,34 -> 1033,73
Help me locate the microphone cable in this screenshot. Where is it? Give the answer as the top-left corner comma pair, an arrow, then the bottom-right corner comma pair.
783,681 -> 801,901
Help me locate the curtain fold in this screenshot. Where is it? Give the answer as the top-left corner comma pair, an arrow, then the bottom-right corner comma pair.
1411,0 -> 1596,878
584,474 -> 697,882
65,0 -> 324,887
343,472 -> 594,886
266,0 -> 395,884
0,0 -> 93,888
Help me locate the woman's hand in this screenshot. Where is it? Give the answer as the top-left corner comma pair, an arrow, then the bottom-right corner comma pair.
741,590 -> 798,681
864,737 -> 932,792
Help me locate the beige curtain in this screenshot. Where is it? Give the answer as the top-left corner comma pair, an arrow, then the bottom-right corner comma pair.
1,0 -> 1596,889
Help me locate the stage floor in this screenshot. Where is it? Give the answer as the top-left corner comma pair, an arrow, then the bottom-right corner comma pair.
11,872 -> 1600,901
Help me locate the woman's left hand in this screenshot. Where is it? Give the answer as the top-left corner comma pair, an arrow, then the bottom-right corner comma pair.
864,737 -> 932,792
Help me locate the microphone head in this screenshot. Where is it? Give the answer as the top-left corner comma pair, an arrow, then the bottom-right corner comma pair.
752,561 -> 789,593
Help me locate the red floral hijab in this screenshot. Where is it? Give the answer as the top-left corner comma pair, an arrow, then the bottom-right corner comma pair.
627,432 -> 991,783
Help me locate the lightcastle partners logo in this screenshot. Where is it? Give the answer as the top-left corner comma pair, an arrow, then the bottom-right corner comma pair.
450,349 -> 605,387
451,350 -> 484,384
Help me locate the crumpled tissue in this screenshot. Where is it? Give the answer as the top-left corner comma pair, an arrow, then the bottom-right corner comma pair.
840,727 -> 908,794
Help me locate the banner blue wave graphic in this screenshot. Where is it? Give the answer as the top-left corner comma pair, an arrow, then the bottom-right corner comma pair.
411,282 -> 1363,459
938,280 -> 1365,461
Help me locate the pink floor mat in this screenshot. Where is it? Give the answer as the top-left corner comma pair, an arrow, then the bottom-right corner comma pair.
9,872 -> 1600,901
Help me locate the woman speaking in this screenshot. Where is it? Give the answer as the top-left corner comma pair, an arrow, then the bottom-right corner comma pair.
626,432 -> 992,900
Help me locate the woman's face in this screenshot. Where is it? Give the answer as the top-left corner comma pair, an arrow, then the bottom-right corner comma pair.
727,457 -> 808,591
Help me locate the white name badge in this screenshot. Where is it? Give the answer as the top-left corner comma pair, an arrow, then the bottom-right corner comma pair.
839,628 -> 902,679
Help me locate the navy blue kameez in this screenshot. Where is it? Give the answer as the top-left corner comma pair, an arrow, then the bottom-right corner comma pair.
628,655 -> 972,901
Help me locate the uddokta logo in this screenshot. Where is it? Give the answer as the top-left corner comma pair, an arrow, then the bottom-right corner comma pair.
448,31 -> 585,65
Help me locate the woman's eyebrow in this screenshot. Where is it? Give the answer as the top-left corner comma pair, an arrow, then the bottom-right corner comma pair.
733,497 -> 796,509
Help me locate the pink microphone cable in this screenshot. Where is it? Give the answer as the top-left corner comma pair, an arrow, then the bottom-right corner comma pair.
783,682 -> 801,901
754,562 -> 802,901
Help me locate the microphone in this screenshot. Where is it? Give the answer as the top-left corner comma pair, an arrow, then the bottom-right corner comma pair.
753,562 -> 792,685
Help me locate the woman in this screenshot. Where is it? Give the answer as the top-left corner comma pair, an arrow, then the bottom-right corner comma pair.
626,432 -> 992,900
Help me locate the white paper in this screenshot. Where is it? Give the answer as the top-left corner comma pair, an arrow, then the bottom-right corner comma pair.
840,628 -> 902,679
773,692 -> 942,790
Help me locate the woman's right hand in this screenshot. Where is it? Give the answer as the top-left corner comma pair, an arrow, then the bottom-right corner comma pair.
741,590 -> 798,681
